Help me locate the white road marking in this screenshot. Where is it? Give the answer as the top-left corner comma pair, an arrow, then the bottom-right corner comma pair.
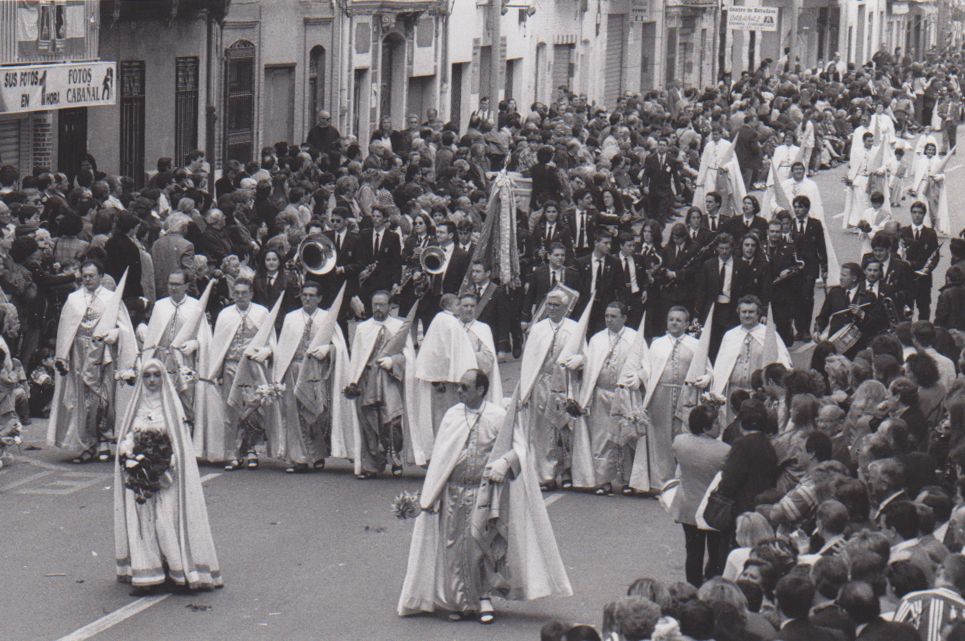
11,454 -> 92,473
544,493 -> 564,507
52,471 -> 223,641
55,595 -> 171,641
0,470 -> 54,493
18,472 -> 102,496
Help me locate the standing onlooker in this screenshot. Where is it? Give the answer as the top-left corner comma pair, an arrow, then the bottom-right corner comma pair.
671,403 -> 731,586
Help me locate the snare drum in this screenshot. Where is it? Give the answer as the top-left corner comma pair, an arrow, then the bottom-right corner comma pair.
829,323 -> 861,353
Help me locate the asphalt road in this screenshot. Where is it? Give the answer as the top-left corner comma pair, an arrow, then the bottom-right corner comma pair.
3,131 -> 964,641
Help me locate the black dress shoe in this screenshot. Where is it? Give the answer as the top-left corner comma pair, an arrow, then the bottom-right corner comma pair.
512,343 -> 522,359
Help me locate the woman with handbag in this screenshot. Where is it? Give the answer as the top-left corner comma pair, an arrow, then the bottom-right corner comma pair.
715,399 -> 780,562
671,403 -> 731,587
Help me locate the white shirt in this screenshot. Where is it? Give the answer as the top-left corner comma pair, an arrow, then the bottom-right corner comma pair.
865,281 -> 880,296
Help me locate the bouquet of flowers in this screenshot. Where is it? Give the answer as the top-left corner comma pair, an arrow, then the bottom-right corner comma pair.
700,391 -> 727,408
391,491 -> 422,520
343,382 -> 362,399
178,366 -> 198,387
251,383 -> 285,408
114,368 -> 137,385
121,429 -> 174,504
563,397 -> 585,418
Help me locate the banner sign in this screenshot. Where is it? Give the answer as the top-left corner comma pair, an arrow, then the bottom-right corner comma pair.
727,6 -> 779,31
0,61 -> 116,115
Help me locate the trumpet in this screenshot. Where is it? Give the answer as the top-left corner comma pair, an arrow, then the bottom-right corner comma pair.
420,246 -> 446,275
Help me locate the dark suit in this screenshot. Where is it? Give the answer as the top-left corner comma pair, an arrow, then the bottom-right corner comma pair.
854,617 -> 920,641
687,226 -> 716,248
320,229 -> 361,328
530,162 -> 567,208
810,604 -> 856,641
642,152 -> 681,222
861,253 -> 914,312
657,240 -> 698,327
574,252 -> 626,334
792,216 -> 828,338
900,225 -> 940,319
467,281 -> 511,352
695,256 -> 741,358
766,240 -> 801,345
936,282 -> 965,330
522,265 -> 578,322
616,252 -> 649,327
416,246 -> 470,331
356,228 -> 402,307
253,270 -> 298,331
719,432 -> 779,516
563,208 -> 599,257
815,287 -> 877,358
722,215 -> 768,241
859,280 -> 901,334
530,220 -> 574,260
733,257 -> 769,303
104,233 -> 144,302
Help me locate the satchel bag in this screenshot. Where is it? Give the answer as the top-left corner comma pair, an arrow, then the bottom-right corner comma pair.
702,489 -> 736,531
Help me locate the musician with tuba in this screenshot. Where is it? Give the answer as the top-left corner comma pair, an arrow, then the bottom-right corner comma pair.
414,221 -> 471,335
813,263 -> 876,358
319,207 -> 362,332
899,201 -> 941,320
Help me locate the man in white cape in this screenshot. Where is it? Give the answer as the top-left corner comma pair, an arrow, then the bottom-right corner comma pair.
271,281 -> 355,474
518,289 -> 582,490
414,294 -> 479,438
457,292 -> 503,404
693,125 -> 746,217
569,301 -> 639,495
842,132 -> 888,229
48,260 -> 137,461
782,162 -> 825,224
194,277 -> 280,468
620,306 -> 709,493
348,291 -> 424,478
140,270 -> 211,427
398,370 -> 572,621
762,131 -> 800,217
711,296 -> 791,408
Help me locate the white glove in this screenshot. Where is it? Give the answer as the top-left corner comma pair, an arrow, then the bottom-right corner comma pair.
484,458 -> 511,483
247,347 -> 272,363
179,339 -> 199,356
310,345 -> 331,360
97,328 -> 120,345
377,356 -> 394,370
692,374 -> 711,389
560,354 -> 584,370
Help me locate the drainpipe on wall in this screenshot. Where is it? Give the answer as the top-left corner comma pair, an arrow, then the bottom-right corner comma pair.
205,11 -> 218,168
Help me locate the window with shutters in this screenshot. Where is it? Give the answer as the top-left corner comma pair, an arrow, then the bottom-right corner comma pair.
175,57 -> 199,166
224,40 -> 256,164
120,61 -> 145,186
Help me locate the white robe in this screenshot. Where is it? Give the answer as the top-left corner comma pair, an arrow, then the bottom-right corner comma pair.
910,155 -> 952,236
349,316 -> 426,466
781,177 -> 825,224
693,139 -> 746,217
464,320 -> 504,403
711,324 -> 791,396
843,144 -> 888,228
48,286 -> 137,451
272,308 -> 358,466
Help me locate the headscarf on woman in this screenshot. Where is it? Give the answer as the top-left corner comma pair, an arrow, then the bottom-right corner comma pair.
114,358 -> 222,590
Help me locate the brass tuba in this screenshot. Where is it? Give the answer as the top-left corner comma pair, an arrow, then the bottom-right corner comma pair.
419,246 -> 447,275
297,234 -> 337,275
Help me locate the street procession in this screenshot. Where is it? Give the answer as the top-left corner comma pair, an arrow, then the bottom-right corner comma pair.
8,1 -> 965,640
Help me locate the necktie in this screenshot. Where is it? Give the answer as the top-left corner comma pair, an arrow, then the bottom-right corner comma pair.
710,217 -> 717,231
799,220 -> 805,235
623,256 -> 631,284
719,260 -> 727,292
546,223 -> 554,242
595,259 -> 603,288
374,232 -> 380,254
551,270 -> 558,286
166,301 -> 181,344
579,213 -> 587,248
915,228 -> 921,242
268,275 -> 275,288
848,289 -> 855,304
336,233 -> 342,252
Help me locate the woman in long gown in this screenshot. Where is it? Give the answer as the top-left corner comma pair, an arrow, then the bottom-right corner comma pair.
114,359 -> 222,593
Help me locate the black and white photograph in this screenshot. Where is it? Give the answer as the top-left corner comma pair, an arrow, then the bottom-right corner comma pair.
4,0 -> 965,640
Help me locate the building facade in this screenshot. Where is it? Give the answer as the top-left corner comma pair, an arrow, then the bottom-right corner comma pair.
0,0 -> 106,178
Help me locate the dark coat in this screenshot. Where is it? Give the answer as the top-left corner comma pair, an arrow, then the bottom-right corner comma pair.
356,228 -> 403,294
718,431 -> 779,515
854,618 -> 920,641
778,619 -> 842,641
814,287 -> 877,338
792,217 -> 828,278
522,265 -> 579,322
722,215 -> 768,241
935,283 -> 965,330
104,233 -> 143,301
